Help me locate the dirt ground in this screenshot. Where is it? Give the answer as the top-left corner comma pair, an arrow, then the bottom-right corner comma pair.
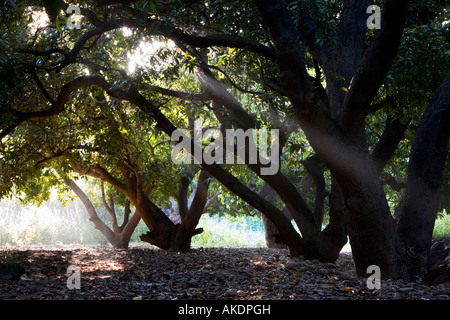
0,244 -> 448,300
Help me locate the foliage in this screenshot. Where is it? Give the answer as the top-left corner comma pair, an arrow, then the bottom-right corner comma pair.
370,2 -> 450,213
0,0 -> 448,257
192,214 -> 266,248
433,211 -> 450,238
0,195 -> 269,247
0,195 -> 107,245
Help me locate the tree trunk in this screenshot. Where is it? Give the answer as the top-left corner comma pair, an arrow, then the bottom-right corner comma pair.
262,214 -> 286,249
255,0 -> 414,279
336,150 -> 411,279
346,73 -> 450,280
141,171 -> 212,252
65,178 -> 141,249
397,72 -> 450,278
258,182 -> 287,249
136,194 -> 175,250
302,178 -> 348,262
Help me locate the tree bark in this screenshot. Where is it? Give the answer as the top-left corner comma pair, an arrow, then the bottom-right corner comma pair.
255,0 -> 414,279
397,72 -> 450,277
170,171 -> 212,251
140,170 -> 212,252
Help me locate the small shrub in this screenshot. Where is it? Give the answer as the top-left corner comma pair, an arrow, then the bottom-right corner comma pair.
433,211 -> 450,238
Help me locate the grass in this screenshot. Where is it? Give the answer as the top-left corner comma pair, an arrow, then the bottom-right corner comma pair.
433,211 -> 450,238
0,197 -> 106,246
0,197 -> 267,248
0,196 -> 448,249
192,214 -> 266,248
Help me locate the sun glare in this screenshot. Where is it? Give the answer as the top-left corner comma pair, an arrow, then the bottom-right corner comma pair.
127,39 -> 175,75
121,27 -> 133,37
27,8 -> 50,34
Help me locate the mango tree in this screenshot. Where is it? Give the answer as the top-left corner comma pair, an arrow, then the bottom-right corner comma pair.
1,0 -> 448,280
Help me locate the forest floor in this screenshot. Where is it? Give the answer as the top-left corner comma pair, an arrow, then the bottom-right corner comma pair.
0,242 -> 449,300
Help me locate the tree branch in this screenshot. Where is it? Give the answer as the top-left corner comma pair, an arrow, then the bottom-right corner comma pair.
371,115 -> 410,174
342,0 -> 410,136
140,83 -> 211,101
101,181 -> 119,232
196,57 -> 318,237
92,164 -> 127,194
183,171 -> 211,232
196,65 -> 257,128
30,68 -> 56,105
54,14 -> 275,73
296,1 -> 321,61
202,192 -> 220,214
120,199 -> 132,230
302,155 -> 326,229
65,178 -> 116,243
34,74 -> 302,253
205,64 -> 265,95
1,75 -> 113,140
148,26 -> 277,61
177,175 -> 191,221
381,172 -> 406,192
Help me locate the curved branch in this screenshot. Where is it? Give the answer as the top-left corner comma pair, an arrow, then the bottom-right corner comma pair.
149,27 -> 277,61
54,14 -> 276,73
0,76 -> 107,139
69,162 -> 128,195
30,68 -> 56,105
342,0 -> 410,136
1,75 -> 112,140
101,181 -> 119,232
196,66 -> 256,128
65,178 -> 116,243
56,19 -> 136,72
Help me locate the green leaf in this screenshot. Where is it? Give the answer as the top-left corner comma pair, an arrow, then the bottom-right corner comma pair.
147,0 -> 157,12
44,0 -> 62,23
55,19 -> 61,33
132,296 -> 143,300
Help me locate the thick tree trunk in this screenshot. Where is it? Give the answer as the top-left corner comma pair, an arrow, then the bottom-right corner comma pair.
330,151 -> 410,279
136,194 -> 175,250
397,72 -> 450,278
255,0 -> 414,279
140,171 -> 212,252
